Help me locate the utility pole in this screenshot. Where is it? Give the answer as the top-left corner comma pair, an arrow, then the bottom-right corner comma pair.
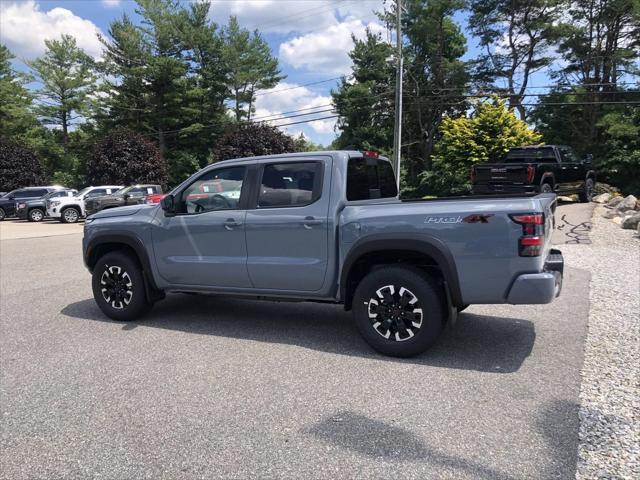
392,0 -> 403,191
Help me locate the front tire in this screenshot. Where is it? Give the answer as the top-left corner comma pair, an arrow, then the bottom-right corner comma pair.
352,266 -> 445,357
28,208 -> 45,222
579,178 -> 595,203
60,207 -> 80,223
91,251 -> 152,321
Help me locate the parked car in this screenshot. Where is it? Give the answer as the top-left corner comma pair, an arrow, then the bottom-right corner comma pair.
84,185 -> 163,216
471,145 -> 596,202
83,150 -> 564,358
0,186 -> 66,221
16,189 -> 78,222
47,185 -> 123,223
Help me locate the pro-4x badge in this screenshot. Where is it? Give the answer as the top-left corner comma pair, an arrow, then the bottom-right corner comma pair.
424,216 -> 463,224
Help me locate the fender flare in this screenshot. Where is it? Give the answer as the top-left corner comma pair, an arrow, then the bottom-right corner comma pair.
540,172 -> 555,186
85,233 -> 161,293
339,233 -> 463,307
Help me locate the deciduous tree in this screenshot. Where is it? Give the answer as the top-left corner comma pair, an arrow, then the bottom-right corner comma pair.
86,129 -> 168,187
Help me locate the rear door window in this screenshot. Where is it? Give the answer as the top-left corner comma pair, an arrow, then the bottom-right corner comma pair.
257,162 -> 322,208
347,158 -> 398,201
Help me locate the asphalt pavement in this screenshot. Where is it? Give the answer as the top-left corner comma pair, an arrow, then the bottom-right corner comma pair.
0,204 -> 591,479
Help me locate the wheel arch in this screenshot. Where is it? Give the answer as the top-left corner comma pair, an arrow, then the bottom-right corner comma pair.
340,234 -> 463,310
85,234 -> 163,300
540,172 -> 555,186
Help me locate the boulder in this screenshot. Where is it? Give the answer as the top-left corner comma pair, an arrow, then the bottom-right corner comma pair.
616,195 -> 638,212
602,210 -> 621,219
606,196 -> 624,208
621,212 -> 640,230
592,193 -> 612,204
612,216 -> 623,225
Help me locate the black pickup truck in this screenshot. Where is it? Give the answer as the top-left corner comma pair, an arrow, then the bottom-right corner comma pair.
472,145 -> 596,202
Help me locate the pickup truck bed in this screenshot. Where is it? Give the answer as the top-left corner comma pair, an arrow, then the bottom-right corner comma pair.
82,150 -> 563,357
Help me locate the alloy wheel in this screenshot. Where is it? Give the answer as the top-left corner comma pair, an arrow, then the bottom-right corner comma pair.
366,285 -> 423,342
30,209 -> 43,222
100,265 -> 134,310
64,208 -> 79,223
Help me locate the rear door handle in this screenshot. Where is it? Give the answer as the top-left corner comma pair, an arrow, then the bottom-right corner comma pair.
302,216 -> 322,229
224,218 -> 242,230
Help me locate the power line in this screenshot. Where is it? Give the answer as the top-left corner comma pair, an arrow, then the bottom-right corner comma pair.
254,76 -> 345,96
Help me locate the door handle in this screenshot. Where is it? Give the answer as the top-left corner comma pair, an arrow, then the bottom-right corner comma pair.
224,218 -> 242,230
302,216 -> 322,229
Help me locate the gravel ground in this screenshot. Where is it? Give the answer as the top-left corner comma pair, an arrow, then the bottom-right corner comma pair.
561,206 -> 640,479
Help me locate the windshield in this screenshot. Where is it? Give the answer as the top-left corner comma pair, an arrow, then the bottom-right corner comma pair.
113,187 -> 131,195
504,147 -> 556,163
77,187 -> 91,197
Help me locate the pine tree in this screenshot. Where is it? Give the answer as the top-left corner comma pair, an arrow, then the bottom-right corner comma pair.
28,34 -> 96,151
223,16 -> 284,121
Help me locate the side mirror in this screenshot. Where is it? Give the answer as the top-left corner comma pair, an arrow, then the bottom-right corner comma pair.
161,194 -> 176,216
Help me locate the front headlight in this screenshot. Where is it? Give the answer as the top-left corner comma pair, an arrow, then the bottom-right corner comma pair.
50,200 -> 61,207
84,218 -> 95,225
17,203 -> 26,209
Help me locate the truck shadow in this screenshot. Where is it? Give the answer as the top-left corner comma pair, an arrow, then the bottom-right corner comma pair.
62,296 -> 535,372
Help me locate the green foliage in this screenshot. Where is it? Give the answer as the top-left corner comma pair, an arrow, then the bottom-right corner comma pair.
213,123 -> 296,162
28,34 -> 96,147
292,133 -> 325,153
0,45 -> 45,149
422,98 -> 542,195
86,129 -> 168,187
223,16 -> 284,121
0,138 -> 45,191
332,30 -> 396,155
335,0 -> 470,185
596,108 -> 640,194
468,0 -> 562,119
166,151 -> 201,186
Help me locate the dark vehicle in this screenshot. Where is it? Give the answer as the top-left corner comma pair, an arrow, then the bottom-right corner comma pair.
85,185 -> 163,216
0,186 -> 65,221
83,151 -> 564,358
16,189 -> 77,222
472,145 -> 595,202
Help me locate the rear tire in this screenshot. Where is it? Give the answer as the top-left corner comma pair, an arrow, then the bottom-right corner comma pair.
91,251 -> 152,322
28,208 -> 45,222
352,265 -> 445,357
60,207 -> 80,223
579,178 -> 595,203
540,182 -> 553,194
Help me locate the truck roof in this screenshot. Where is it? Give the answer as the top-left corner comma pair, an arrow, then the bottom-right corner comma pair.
210,150 -> 390,168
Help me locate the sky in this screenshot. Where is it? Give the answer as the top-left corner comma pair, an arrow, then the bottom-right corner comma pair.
0,0 -> 545,146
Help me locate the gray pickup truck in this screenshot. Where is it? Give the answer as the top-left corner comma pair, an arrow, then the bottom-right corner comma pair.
83,151 -> 563,357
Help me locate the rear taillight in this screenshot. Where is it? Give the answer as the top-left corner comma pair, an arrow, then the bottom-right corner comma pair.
510,213 -> 545,256
470,165 -> 476,183
526,165 -> 535,184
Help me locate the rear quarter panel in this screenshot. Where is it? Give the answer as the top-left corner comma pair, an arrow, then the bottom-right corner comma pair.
340,197 -> 552,304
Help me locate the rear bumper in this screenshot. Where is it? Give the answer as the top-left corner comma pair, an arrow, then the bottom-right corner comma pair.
473,184 -> 537,195
506,249 -> 564,304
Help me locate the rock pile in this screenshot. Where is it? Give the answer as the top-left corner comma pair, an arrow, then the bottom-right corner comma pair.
597,194 -> 640,232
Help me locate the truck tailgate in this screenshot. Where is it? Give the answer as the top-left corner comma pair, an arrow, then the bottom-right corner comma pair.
474,163 -> 531,184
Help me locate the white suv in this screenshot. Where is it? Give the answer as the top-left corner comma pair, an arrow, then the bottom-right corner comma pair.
47,185 -> 123,223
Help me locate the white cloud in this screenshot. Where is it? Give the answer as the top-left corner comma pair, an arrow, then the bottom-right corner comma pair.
209,0 -> 383,34
0,1 -> 104,59
279,19 -> 387,74
254,82 -> 336,136
102,0 -> 122,7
